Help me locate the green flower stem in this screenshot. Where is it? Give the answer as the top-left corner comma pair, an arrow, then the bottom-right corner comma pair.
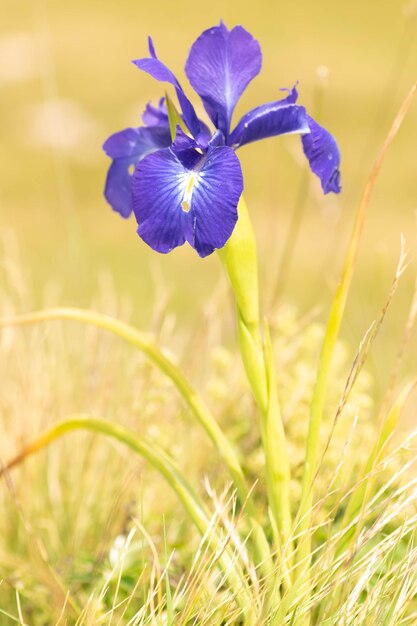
0,307 -> 271,575
291,83 -> 417,624
1,414 -> 254,616
219,197 -> 293,567
263,324 -> 292,552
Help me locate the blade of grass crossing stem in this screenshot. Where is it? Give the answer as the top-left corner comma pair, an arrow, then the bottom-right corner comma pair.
292,84 -> 417,620
0,415 -> 255,617
0,307 -> 271,575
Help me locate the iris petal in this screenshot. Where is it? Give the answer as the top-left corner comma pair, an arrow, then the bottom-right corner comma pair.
103,125 -> 172,217
104,157 -> 135,219
132,145 -> 243,257
141,98 -> 169,127
301,115 -> 341,194
133,48 -> 201,138
103,126 -> 171,159
190,145 -> 243,257
132,148 -> 192,253
135,57 -> 177,85
185,22 -> 262,137
229,103 -> 309,148
277,84 -> 299,105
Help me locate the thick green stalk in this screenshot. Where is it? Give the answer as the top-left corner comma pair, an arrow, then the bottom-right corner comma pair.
1,415 -> 255,617
263,324 -> 292,550
219,197 -> 293,562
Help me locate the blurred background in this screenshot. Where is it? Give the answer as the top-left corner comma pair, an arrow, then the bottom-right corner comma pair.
1,0 -> 416,385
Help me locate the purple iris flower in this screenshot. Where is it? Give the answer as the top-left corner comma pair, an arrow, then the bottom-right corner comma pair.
103,22 -> 341,258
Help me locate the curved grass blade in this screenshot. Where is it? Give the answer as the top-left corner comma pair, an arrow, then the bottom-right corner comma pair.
0,414 -> 256,617
0,306 -> 271,573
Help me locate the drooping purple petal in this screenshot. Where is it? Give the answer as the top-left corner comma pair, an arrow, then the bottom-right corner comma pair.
133,45 -> 201,138
103,125 -> 172,217
190,146 -> 243,257
301,115 -> 341,194
132,144 -> 243,257
132,148 -> 193,253
104,157 -> 135,219
185,22 -> 262,136
229,103 -> 309,148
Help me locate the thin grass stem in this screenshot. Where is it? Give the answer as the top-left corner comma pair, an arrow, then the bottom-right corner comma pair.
292,83 -> 417,623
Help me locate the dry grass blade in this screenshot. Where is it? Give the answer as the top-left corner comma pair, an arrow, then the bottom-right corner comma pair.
293,82 -> 417,618
382,234 -> 417,414
315,238 -> 409,483
298,79 -> 416,499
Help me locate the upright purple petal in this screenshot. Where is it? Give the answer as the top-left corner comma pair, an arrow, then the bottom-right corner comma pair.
229,103 -> 309,148
135,57 -> 177,84
142,98 -> 212,149
208,129 -> 226,147
148,36 -> 157,58
301,116 -> 341,194
185,22 -> 262,136
277,84 -> 299,105
133,46 -> 201,138
142,98 -> 169,127
103,125 -> 172,218
132,144 -> 243,257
